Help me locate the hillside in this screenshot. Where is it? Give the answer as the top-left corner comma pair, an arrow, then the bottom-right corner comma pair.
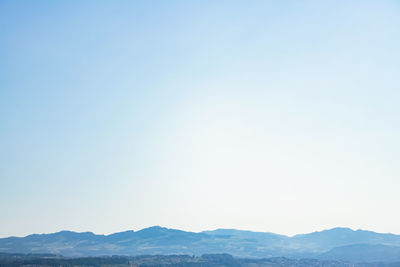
1,227 -> 400,262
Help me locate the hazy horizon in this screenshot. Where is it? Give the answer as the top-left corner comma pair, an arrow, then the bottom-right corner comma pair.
1,0 -> 400,238
1,225 -> 397,239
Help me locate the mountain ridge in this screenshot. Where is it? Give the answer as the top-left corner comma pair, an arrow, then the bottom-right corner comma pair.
1,226 -> 400,262
7,226 -> 398,239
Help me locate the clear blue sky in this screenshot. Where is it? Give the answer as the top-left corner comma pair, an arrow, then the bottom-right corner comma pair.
1,0 -> 400,237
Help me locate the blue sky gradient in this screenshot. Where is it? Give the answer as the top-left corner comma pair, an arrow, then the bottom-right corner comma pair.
1,0 -> 400,237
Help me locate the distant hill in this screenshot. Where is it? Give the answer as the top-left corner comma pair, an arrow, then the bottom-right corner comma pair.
291,227 -> 400,252
1,226 -> 400,262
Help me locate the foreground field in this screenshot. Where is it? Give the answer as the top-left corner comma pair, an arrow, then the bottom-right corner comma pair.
1,253 -> 400,267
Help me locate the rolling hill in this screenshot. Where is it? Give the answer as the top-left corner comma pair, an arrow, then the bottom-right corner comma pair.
1,226 -> 400,262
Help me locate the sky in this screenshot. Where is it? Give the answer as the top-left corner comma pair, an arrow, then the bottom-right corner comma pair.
1,0 -> 400,238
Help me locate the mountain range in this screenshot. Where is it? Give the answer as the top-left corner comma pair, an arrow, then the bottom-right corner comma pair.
1,226 -> 400,262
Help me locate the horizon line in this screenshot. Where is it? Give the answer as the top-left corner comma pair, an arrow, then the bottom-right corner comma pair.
2,225 -> 399,239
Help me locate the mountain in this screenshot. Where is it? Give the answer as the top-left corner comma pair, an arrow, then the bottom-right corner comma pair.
291,227 -> 400,252
1,226 -> 400,262
203,228 -> 288,244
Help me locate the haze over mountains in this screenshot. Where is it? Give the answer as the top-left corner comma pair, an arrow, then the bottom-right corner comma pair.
1,226 -> 400,263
